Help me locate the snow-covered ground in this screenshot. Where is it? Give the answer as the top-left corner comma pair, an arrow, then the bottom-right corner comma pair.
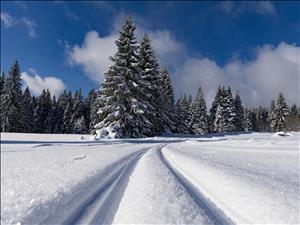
1,132 -> 299,224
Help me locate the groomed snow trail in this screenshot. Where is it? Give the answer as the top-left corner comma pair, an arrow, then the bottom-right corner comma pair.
162,133 -> 300,224
112,145 -> 215,224
19,148 -> 149,225
158,148 -> 234,225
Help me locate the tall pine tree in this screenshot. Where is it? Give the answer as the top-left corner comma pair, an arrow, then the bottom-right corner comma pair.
1,61 -> 23,132
189,86 -> 208,134
234,92 -> 244,131
161,67 -> 176,132
34,89 -> 52,133
21,87 -> 34,132
95,17 -> 152,137
270,93 -> 289,132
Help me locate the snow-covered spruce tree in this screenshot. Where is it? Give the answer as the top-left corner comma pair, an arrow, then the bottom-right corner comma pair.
213,87 -> 236,132
62,102 -> 73,134
21,87 -> 34,133
0,72 -> 5,95
234,92 -> 244,131
34,89 -> 52,133
286,104 -> 300,131
175,94 -> 190,134
0,61 -> 23,132
45,95 -> 58,134
71,89 -> 86,133
95,17 -> 153,138
189,86 -> 208,134
270,93 -> 289,132
136,34 -> 161,136
209,86 -> 222,132
90,90 -> 102,134
73,115 -> 87,134
84,89 -> 97,132
0,72 -> 5,132
161,67 -> 176,132
244,108 -> 254,132
256,106 -> 269,132
54,90 -> 68,133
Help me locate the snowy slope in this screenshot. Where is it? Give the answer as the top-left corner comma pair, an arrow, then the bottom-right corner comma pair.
1,132 -> 299,224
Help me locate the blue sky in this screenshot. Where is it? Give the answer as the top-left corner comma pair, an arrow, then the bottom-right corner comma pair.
1,1 -> 299,106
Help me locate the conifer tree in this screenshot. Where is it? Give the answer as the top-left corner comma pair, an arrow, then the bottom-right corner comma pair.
286,104 -> 300,131
21,87 -> 34,132
62,102 -> 72,134
256,106 -> 269,132
54,90 -> 69,133
0,72 -> 5,95
209,86 -> 222,132
0,72 -> 5,132
270,93 -> 289,132
90,90 -> 102,134
234,92 -> 244,131
189,86 -> 208,134
175,94 -> 190,134
95,17 -> 152,137
34,89 -> 52,133
45,95 -> 58,133
0,61 -> 23,132
84,89 -> 97,132
161,67 -> 176,132
244,108 -> 254,132
136,34 -> 160,136
71,89 -> 85,133
73,115 -> 87,134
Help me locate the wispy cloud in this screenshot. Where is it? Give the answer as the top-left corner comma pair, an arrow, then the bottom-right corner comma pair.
1,11 -> 37,38
15,1 -> 28,11
1,11 -> 15,27
219,1 -> 277,17
21,17 -> 37,38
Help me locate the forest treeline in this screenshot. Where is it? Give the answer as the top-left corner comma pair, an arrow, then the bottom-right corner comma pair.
1,17 -> 299,137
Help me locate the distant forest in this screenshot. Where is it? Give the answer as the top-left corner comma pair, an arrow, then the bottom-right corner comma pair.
1,18 -> 299,137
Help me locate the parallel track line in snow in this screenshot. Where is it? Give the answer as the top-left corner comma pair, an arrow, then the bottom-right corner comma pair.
63,149 -> 147,225
158,147 -> 235,225
29,147 -> 151,225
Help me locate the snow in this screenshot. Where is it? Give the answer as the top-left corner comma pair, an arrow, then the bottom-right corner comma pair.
162,132 -> 300,224
1,133 -> 152,225
112,145 -> 213,224
1,132 -> 299,224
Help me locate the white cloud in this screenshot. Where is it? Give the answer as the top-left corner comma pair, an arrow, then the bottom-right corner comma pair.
1,11 -> 15,27
66,20 -> 183,83
21,70 -> 66,97
174,42 -> 300,107
66,16 -> 298,107
67,31 -> 117,83
1,11 -> 37,38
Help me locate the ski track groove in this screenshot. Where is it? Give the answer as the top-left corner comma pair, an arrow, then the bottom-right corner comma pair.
158,146 -> 235,225
29,146 -> 153,225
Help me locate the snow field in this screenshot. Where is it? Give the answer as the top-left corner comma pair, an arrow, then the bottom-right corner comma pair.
162,133 -> 300,224
1,132 -> 299,225
1,133 -> 154,225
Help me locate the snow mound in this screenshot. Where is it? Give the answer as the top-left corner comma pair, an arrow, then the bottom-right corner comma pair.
272,131 -> 291,137
96,127 -> 118,139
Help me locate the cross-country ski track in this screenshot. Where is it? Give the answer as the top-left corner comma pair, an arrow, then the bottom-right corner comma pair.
1,132 -> 299,224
